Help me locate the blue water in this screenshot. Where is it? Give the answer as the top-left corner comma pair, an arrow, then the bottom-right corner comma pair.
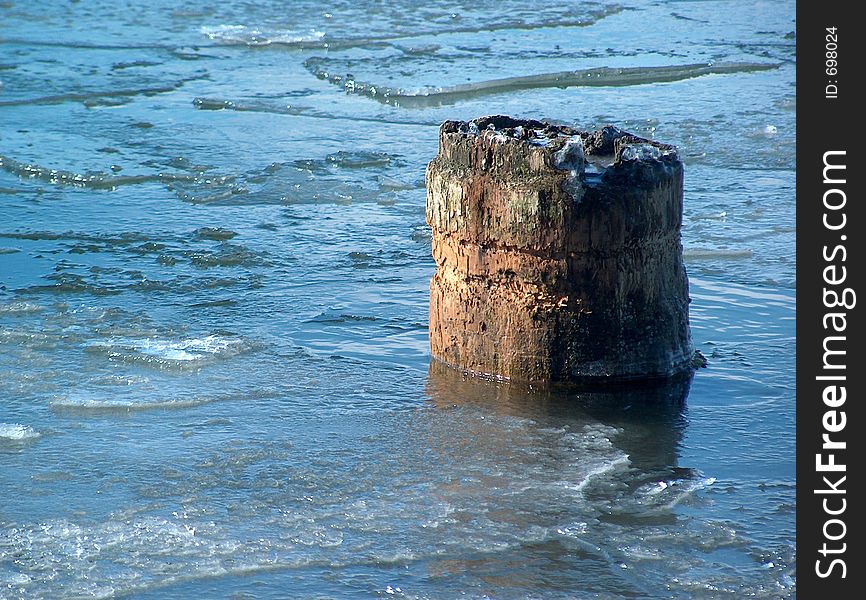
1,1 -> 795,597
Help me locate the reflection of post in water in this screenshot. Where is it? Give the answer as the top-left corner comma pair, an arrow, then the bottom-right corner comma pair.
422,361 -> 697,588
425,359 -> 691,474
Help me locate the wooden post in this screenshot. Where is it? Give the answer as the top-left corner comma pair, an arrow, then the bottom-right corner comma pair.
426,116 -> 694,382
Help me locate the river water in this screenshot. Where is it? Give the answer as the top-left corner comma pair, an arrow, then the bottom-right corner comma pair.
1,1 -> 795,598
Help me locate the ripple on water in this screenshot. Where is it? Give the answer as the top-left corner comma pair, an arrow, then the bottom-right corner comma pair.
50,394 -> 217,412
196,3 -> 623,49
167,151 -> 409,206
49,370 -> 235,413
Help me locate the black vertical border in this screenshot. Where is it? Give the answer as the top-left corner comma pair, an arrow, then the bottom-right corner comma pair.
797,1 -> 862,595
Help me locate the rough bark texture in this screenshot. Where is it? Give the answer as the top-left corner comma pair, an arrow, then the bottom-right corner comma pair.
426,116 -> 694,382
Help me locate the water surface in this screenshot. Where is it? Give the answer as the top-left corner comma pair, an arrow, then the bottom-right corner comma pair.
1,1 -> 795,597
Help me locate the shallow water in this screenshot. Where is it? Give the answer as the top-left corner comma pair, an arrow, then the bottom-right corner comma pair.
0,0 -> 795,597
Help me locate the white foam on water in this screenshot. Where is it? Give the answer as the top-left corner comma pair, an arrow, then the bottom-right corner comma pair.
2,573 -> 32,586
635,476 -> 717,510
88,374 -> 151,386
568,454 -> 632,494
0,516 -> 248,598
556,522 -> 588,537
619,544 -> 663,561
200,24 -> 325,46
291,525 -> 344,548
133,336 -> 239,359
85,335 -> 250,368
0,301 -> 43,314
0,423 -> 40,441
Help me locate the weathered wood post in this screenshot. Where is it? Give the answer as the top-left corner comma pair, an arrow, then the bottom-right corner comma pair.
426,116 -> 694,382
